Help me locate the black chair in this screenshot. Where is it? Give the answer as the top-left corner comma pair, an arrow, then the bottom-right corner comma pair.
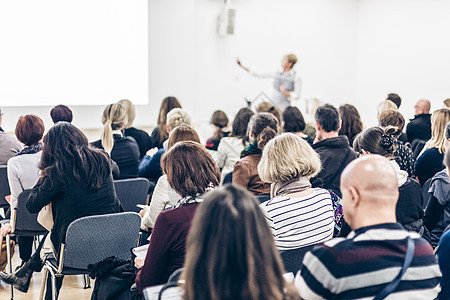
280,244 -> 316,275
0,165 -> 11,212
411,139 -> 427,160
421,178 -> 432,209
114,178 -> 150,212
222,172 -> 233,184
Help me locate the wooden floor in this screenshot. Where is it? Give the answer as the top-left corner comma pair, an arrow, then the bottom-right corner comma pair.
0,245 -> 93,300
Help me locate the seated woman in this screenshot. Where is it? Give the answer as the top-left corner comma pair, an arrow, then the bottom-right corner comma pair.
150,96 -> 182,150
180,185 -> 300,300
233,112 -> 278,196
118,99 -> 152,160
423,123 -> 450,248
415,108 -> 450,185
4,115 -> 44,267
91,102 -> 140,179
215,107 -> 254,182
205,110 -> 230,151
282,106 -> 313,144
0,122 -> 122,299
339,104 -> 363,146
354,126 -> 424,232
258,133 -> 337,250
134,141 -> 220,292
140,124 -> 201,231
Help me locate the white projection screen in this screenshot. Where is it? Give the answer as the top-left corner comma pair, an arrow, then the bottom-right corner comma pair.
0,0 -> 148,106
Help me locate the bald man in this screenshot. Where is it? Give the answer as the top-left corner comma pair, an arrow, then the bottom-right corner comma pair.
406,99 -> 432,144
295,155 -> 441,299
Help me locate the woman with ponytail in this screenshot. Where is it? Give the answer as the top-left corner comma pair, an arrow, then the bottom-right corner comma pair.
353,126 -> 423,232
92,103 -> 140,179
233,112 -> 278,196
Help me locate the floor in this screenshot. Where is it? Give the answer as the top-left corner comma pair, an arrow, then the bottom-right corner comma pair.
0,245 -> 93,300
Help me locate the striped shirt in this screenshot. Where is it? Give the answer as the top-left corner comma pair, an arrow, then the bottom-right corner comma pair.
295,223 -> 442,299
260,188 -> 335,251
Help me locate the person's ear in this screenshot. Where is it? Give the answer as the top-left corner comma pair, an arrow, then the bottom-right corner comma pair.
348,186 -> 360,208
337,119 -> 342,132
166,124 -> 170,133
315,121 -> 322,131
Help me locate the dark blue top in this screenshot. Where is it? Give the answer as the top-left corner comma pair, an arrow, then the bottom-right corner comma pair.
138,148 -> 165,182
415,147 -> 445,185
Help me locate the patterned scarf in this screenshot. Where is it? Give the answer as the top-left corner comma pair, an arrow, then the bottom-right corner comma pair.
16,142 -> 43,156
240,143 -> 261,158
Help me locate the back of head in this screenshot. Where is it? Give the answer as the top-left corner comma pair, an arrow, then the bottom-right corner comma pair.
15,114 -> 45,146
377,100 -> 398,120
378,110 -> 405,138
256,101 -> 281,125
166,108 -> 191,131
248,112 -> 278,149
50,105 -> 73,124
315,104 -> 340,133
161,141 -> 220,197
157,96 -> 182,144
101,103 -> 128,154
444,98 -> 450,109
282,106 -> 306,133
427,108 -> 450,153
387,93 -> 402,108
41,122 -> 110,190
182,184 -> 288,300
210,110 -> 229,141
231,107 -> 254,140
285,53 -> 298,66
167,124 -> 200,149
259,133 -> 321,183
338,104 -> 363,144
118,99 -> 136,128
353,126 -> 397,159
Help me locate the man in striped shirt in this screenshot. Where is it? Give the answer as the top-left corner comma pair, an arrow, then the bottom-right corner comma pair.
295,155 -> 441,299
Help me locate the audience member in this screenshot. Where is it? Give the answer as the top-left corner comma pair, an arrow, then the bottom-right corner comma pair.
0,122 -> 122,299
134,141 -> 220,291
338,104 -> 363,146
376,99 -> 397,120
437,229 -> 450,299
256,101 -> 282,125
138,108 -> 191,182
215,107 -> 254,182
282,106 -> 313,144
353,126 -> 423,231
150,96 -> 182,149
295,155 -> 441,299
310,104 -> 357,196
233,112 -> 278,196
423,126 -> 450,248
140,124 -> 200,231
205,110 -> 230,151
258,133 -> 338,250
406,99 -> 432,144
0,108 -> 22,164
91,103 -> 140,179
50,104 -> 73,124
415,108 -> 450,184
118,99 -> 152,159
386,93 -> 402,108
181,185 -> 300,300
379,109 -> 414,176
2,115 -> 44,267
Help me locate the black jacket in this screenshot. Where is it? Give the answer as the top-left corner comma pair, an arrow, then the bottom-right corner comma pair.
310,136 -> 358,196
123,127 -> 152,160
406,114 -> 431,144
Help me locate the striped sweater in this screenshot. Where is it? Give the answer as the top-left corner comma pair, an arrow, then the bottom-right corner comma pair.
295,223 -> 441,299
260,188 -> 335,251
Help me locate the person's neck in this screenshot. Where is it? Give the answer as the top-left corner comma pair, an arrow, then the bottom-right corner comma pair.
319,130 -> 339,141
350,214 -> 397,231
283,66 -> 292,73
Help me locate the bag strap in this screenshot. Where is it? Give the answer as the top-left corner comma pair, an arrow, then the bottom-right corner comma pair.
374,236 -> 415,300
158,282 -> 179,300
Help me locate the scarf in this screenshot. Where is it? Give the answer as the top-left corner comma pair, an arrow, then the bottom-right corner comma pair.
240,143 -> 261,158
15,142 -> 43,156
173,194 -> 203,209
270,177 -> 312,199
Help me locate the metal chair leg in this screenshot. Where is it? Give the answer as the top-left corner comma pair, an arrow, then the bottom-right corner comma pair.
83,274 -> 91,289
6,234 -> 13,300
47,267 -> 57,300
39,267 -> 49,300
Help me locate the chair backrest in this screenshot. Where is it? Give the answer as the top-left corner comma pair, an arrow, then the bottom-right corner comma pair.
13,189 -> 47,235
421,178 -> 432,209
280,244 -> 316,274
0,166 -> 10,208
411,139 -> 427,160
114,178 -> 149,212
62,212 -> 141,270
222,172 -> 233,184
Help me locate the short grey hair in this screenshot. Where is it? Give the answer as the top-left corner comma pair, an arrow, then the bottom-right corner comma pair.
166,108 -> 191,131
258,133 -> 322,183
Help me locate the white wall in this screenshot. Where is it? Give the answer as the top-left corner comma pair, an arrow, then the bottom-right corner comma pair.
356,0 -> 450,127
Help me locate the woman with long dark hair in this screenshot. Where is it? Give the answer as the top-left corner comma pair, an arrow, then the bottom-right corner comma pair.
0,122 -> 122,299
150,96 -> 182,149
205,110 -> 230,151
338,104 -> 363,146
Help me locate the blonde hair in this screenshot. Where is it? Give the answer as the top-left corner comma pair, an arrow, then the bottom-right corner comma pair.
285,53 -> 298,66
118,99 -> 135,128
377,100 -> 398,120
101,103 -> 128,154
423,108 -> 450,154
258,133 -> 322,183
166,108 -> 191,131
